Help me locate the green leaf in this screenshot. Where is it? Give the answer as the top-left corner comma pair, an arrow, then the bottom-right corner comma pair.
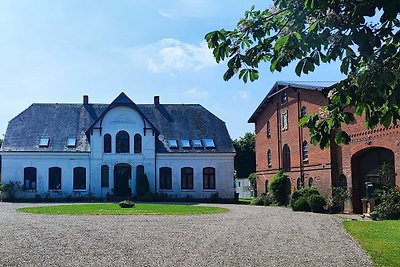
381,110 -> 392,128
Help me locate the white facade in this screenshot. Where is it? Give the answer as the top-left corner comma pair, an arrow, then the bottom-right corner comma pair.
0,94 -> 235,200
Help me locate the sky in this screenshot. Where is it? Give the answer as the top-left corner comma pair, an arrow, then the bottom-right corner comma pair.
0,0 -> 345,140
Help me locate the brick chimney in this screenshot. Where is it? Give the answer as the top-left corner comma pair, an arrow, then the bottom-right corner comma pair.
154,96 -> 160,107
83,95 -> 89,105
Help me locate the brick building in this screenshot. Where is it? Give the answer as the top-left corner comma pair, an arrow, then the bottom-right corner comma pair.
249,81 -> 400,213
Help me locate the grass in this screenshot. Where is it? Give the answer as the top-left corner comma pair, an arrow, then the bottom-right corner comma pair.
17,203 -> 229,216
238,198 -> 252,204
343,220 -> 400,267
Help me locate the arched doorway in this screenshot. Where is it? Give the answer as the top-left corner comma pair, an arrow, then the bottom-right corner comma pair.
351,147 -> 395,213
114,163 -> 132,197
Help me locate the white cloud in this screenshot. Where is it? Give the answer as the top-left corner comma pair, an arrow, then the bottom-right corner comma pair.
185,87 -> 210,99
234,90 -> 251,102
122,38 -> 217,73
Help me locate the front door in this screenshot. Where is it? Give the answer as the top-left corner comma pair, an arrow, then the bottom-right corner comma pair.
114,163 -> 132,197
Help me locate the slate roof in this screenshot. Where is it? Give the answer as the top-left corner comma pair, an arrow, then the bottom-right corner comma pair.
1,94 -> 234,153
248,81 -> 337,123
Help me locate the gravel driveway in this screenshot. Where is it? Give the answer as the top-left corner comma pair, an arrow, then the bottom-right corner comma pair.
0,202 -> 372,267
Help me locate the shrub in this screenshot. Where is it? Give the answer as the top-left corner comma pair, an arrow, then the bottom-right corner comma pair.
374,188 -> 400,220
269,171 -> 290,206
138,192 -> 156,202
250,193 -> 272,206
290,187 -> 320,207
0,181 -> 21,201
292,196 -> 311,211
329,187 -> 349,213
119,200 -> 135,208
308,194 -> 326,213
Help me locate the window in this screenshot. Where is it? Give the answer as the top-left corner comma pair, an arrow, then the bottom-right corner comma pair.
134,134 -> 142,153
303,141 -> 309,162
168,139 -> 178,148
73,167 -> 86,190
203,138 -> 215,148
282,144 -> 291,172
67,138 -> 76,147
203,167 -> 215,190
309,177 -> 315,187
238,181 -> 241,187
24,167 -> 37,190
267,149 -> 272,167
39,137 -> 50,147
116,131 -> 130,153
301,106 -> 307,117
281,110 -> 288,131
296,178 -> 302,190
265,180 -> 268,193
159,167 -> 172,190
104,134 -> 111,153
101,165 -> 109,188
192,139 -> 202,148
49,167 -> 61,190
281,91 -> 287,105
181,139 -> 191,148
266,121 -> 271,138
181,167 -> 194,190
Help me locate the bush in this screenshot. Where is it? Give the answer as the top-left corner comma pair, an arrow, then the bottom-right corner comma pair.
0,181 -> 21,201
118,200 -> 135,208
269,171 -> 290,206
290,187 -> 320,207
374,188 -> 400,220
292,196 -> 311,211
138,192 -> 156,202
329,187 -> 349,213
309,194 -> 326,213
250,193 -> 272,206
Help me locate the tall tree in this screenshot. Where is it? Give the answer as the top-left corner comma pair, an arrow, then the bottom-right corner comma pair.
206,0 -> 400,148
233,132 -> 256,178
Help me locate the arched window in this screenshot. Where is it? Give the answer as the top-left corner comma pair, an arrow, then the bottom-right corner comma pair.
203,167 -> 216,190
266,121 -> 271,138
309,177 -> 315,187
24,167 -> 37,190
301,106 -> 307,117
104,134 -> 111,153
49,167 -> 61,190
265,180 -> 269,193
181,167 -> 194,190
302,141 -> 309,162
73,167 -> 86,190
282,144 -> 291,172
296,178 -> 302,190
159,167 -> 172,190
134,134 -> 142,153
267,149 -> 272,167
116,131 -> 130,153
101,165 -> 109,188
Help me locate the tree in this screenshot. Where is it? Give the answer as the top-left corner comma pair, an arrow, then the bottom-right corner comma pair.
206,1 -> 400,148
233,132 -> 256,178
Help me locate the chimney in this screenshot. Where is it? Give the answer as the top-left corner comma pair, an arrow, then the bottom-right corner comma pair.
154,96 -> 160,107
83,95 -> 89,105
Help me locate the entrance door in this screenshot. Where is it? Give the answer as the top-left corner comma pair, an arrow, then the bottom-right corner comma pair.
114,163 -> 132,197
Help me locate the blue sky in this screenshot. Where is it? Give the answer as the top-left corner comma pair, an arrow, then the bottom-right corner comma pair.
0,0 -> 345,139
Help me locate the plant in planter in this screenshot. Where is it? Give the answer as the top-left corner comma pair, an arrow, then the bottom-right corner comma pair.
118,200 -> 135,208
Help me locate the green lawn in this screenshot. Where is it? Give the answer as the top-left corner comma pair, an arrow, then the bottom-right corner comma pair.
343,220 -> 400,267
17,203 -> 229,215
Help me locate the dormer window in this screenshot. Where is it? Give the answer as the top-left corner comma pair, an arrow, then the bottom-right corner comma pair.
67,138 -> 76,147
203,138 -> 215,148
192,139 -> 202,148
168,139 -> 178,148
181,139 -> 191,148
39,137 -> 50,147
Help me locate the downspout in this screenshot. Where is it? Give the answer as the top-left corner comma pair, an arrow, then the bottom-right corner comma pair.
154,131 -> 157,193
297,91 -> 304,186
277,102 -> 281,170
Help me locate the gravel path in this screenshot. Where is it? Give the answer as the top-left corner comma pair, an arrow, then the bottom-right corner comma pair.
0,202 -> 372,267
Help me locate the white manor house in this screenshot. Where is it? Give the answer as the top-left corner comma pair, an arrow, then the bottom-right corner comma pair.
0,93 -> 235,199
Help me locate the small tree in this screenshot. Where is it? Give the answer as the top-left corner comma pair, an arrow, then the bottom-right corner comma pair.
378,163 -> 396,188
248,172 -> 257,196
136,173 -> 150,197
269,171 -> 290,206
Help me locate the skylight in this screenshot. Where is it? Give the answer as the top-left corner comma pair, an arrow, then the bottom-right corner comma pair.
67,138 -> 77,147
168,139 -> 178,148
180,139 -> 191,148
203,138 -> 215,148
39,137 -> 50,147
192,139 -> 202,148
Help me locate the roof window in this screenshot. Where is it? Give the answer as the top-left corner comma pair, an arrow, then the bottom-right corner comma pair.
39,137 -> 50,147
168,139 -> 178,148
192,139 -> 203,148
67,138 -> 77,147
180,139 -> 191,148
203,138 -> 215,148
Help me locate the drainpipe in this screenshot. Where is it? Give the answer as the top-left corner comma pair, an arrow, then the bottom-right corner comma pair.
277,102 -> 281,170
297,91 -> 304,186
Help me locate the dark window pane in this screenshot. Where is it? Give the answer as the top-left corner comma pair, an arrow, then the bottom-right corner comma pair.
181,167 -> 193,189
101,165 -> 109,188
134,134 -> 142,153
160,167 -> 172,190
24,167 -> 37,190
203,167 -> 215,189
49,167 -> 61,190
116,131 -> 130,153
282,144 -> 291,172
73,167 -> 86,190
104,134 -> 111,153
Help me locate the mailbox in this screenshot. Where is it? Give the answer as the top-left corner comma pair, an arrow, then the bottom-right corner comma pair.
365,182 -> 374,198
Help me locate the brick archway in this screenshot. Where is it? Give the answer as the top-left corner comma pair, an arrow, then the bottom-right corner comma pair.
350,147 -> 394,213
